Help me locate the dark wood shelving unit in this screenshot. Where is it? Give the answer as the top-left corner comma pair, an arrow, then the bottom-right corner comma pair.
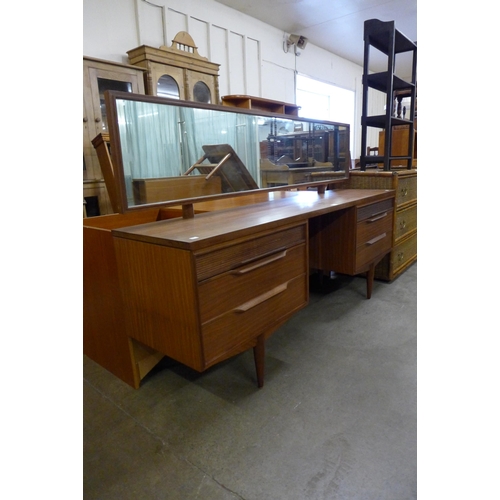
360,19 -> 417,171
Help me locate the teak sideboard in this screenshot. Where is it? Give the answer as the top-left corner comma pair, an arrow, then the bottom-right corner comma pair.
84,188 -> 394,389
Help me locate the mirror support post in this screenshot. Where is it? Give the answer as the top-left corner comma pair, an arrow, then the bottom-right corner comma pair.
182,204 -> 195,219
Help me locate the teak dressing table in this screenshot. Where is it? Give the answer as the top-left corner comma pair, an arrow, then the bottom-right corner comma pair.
83,93 -> 395,389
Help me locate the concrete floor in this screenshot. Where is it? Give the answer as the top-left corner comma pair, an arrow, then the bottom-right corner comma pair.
83,262 -> 417,500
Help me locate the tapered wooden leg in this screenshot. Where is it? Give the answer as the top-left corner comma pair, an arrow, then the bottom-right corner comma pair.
253,334 -> 265,388
366,263 -> 375,299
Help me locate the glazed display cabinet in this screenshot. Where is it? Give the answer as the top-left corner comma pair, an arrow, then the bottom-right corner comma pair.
83,56 -> 146,215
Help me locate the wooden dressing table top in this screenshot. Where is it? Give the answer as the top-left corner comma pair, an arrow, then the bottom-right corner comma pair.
113,188 -> 394,250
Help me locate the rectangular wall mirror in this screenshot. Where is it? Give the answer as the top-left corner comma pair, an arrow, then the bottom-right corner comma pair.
104,91 -> 350,212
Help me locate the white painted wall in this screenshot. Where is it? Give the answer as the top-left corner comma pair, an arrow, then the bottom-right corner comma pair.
83,0 -> 384,160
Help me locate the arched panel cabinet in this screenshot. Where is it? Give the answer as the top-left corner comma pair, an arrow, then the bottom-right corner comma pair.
127,31 -> 220,104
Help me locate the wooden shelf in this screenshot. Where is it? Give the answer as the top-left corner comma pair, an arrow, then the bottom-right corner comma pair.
221,95 -> 300,116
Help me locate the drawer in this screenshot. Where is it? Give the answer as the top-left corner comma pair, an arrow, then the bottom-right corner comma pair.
357,198 -> 393,222
394,203 -> 417,241
290,171 -> 311,183
356,209 -> 393,271
201,274 -> 307,366
391,231 -> 417,273
195,223 -> 307,281
396,175 -> 417,206
198,243 -> 306,323
262,172 -> 288,184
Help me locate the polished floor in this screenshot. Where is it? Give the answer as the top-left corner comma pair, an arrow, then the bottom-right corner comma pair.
83,263 -> 417,500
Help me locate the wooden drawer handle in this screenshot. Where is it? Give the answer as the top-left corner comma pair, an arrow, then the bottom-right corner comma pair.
234,283 -> 288,313
400,220 -> 406,229
367,211 -> 388,222
401,187 -> 408,196
366,233 -> 387,245
231,250 -> 287,275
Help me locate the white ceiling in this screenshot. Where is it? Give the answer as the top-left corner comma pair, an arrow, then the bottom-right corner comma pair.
214,0 -> 417,78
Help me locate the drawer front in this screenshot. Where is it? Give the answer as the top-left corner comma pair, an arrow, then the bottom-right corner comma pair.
201,274 -> 307,366
195,224 -> 306,281
262,172 -> 289,184
391,231 -> 417,273
289,171 -> 311,183
356,209 -> 393,271
357,198 -> 393,222
396,175 -> 417,206
395,203 -> 417,241
198,243 -> 306,323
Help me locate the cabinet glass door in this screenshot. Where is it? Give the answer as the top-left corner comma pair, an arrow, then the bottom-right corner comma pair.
97,78 -> 132,132
157,75 -> 180,99
193,81 -> 211,103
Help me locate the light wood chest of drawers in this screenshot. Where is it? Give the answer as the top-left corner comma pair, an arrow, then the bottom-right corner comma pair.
346,170 -> 417,280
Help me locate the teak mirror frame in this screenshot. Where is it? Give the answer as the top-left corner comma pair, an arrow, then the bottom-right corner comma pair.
103,91 -> 351,217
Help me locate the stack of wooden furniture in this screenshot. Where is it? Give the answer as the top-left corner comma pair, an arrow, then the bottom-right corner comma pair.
83,32 -> 221,217
346,169 -> 416,281
350,19 -> 417,281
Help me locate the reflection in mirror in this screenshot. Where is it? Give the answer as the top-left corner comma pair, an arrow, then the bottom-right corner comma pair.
193,81 -> 211,103
157,75 -> 180,99
109,93 -> 349,210
116,100 -> 263,206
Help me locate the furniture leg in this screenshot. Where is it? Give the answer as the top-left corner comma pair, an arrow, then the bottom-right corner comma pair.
253,334 -> 265,388
366,262 -> 375,299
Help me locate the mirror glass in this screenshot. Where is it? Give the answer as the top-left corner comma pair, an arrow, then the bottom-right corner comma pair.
107,92 -> 350,210
157,75 -> 180,99
193,81 -> 211,103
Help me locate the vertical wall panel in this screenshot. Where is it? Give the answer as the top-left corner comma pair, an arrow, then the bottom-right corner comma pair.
189,18 -> 210,59
166,8 -> 188,46
211,25 -> 229,97
138,0 -> 165,47
245,38 -> 260,97
85,0 -> 366,145
261,61 -> 295,103
228,32 -> 245,95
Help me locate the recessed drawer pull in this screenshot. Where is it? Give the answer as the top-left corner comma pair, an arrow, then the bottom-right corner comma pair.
366,233 -> 387,245
231,250 -> 287,275
234,283 -> 288,313
367,211 -> 388,222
